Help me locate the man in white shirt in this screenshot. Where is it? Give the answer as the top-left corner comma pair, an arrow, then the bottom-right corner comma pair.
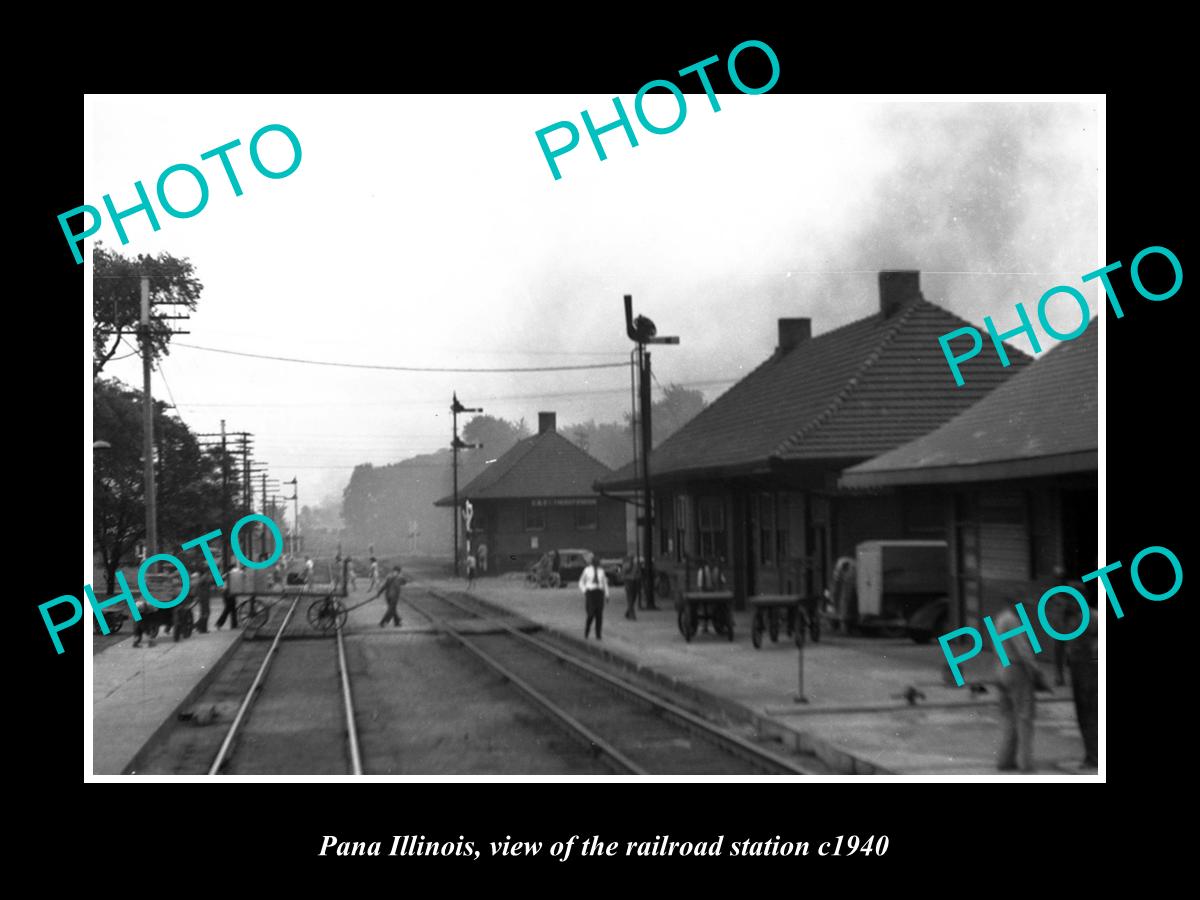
578,552 -> 609,641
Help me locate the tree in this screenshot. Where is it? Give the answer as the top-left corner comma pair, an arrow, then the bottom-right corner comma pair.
461,415 -> 530,453
93,243 -> 203,377
649,384 -> 707,445
93,378 -> 236,592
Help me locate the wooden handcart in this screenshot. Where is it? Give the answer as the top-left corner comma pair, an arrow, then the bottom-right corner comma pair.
748,594 -> 821,649
677,590 -> 736,642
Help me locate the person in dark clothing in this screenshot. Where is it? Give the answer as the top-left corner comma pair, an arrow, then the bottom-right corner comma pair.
1065,594 -> 1099,769
194,570 -> 212,633
578,553 -> 609,640
622,554 -> 641,620
374,565 -> 407,628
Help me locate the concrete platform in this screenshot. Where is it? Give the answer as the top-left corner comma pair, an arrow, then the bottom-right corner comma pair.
92,628 -> 244,775
417,575 -> 1094,776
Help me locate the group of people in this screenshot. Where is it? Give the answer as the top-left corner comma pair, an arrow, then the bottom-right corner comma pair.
140,550 -> 397,641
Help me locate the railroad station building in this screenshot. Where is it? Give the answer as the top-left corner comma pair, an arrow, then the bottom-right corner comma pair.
597,271 -> 1033,607
435,412 -> 626,574
840,317 -> 1098,627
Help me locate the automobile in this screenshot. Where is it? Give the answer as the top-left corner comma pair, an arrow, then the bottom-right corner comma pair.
552,549 -> 591,585
599,557 -> 625,586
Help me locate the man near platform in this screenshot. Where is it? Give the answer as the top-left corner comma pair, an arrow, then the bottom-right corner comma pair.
373,564 -> 407,628
992,604 -> 1045,773
578,552 -> 609,641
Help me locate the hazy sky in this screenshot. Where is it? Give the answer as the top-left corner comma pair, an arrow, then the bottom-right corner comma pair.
85,95 -> 1100,506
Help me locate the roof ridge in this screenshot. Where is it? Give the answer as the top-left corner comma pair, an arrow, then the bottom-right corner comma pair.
549,429 -> 616,474
771,296 -> 925,457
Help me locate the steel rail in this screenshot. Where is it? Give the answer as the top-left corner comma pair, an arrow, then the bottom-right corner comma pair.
336,624 -> 364,775
426,587 -> 814,775
208,595 -> 301,775
405,593 -> 647,775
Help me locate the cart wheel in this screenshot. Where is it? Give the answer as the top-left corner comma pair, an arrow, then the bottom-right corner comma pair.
308,597 -> 347,633
243,598 -> 269,632
751,610 -> 763,649
768,608 -> 780,642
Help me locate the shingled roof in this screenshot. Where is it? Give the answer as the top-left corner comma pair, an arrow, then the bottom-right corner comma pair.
435,426 -> 614,505
600,280 -> 1033,490
840,317 -> 1097,488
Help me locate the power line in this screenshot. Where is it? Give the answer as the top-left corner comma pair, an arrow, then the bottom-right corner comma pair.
171,377 -> 740,408
173,342 -> 630,373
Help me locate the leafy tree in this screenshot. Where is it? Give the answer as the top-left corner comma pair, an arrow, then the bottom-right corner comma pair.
93,243 -> 203,377
93,378 -> 241,592
461,414 -> 530,452
649,384 -> 707,445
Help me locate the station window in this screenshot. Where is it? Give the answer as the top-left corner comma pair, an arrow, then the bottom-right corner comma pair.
759,493 -> 774,565
698,496 -> 725,561
574,503 -> 598,531
524,502 -> 546,531
674,495 -> 689,562
658,495 -> 673,555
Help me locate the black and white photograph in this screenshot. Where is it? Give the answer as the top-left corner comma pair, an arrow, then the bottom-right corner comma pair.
76,89 -> 1114,782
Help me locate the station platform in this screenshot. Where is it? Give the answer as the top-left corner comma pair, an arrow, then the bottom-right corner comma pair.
417,574 -> 1095,777
92,628 -> 243,775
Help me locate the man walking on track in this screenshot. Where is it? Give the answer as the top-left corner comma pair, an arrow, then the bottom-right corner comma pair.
373,564 -> 407,628
578,552 -> 609,641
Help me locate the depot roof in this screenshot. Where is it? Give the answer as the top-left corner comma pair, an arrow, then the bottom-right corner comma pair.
599,285 -> 1032,491
434,427 -> 614,505
839,317 -> 1097,488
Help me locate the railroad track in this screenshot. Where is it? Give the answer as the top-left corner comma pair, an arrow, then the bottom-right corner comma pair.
406,587 -> 816,775
208,595 -> 363,775
129,595 -> 364,775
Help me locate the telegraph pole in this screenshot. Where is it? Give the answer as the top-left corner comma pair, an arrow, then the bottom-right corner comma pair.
450,393 -> 482,576
139,277 -> 158,566
624,295 -> 679,610
285,477 -> 299,554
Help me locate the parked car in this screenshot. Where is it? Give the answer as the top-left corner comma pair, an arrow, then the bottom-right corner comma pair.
552,549 -> 591,585
599,557 -> 625,586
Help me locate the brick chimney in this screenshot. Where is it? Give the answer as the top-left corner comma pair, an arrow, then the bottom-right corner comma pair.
777,318 -> 812,353
538,411 -> 557,435
878,270 -> 921,318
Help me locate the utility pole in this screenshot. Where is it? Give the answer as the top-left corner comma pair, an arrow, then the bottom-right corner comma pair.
285,477 -> 299,554
220,420 -> 228,568
450,392 -> 482,576
139,277 -> 158,567
623,295 -> 679,610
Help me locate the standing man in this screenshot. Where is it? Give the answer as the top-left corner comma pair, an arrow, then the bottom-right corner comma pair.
345,556 -> 357,593
1065,591 -> 1099,770
622,554 -> 641,620
465,551 -> 477,589
578,552 -> 609,641
216,562 -> 243,630
374,564 -> 407,628
368,556 -> 380,592
304,556 -> 314,585
992,604 -> 1042,773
